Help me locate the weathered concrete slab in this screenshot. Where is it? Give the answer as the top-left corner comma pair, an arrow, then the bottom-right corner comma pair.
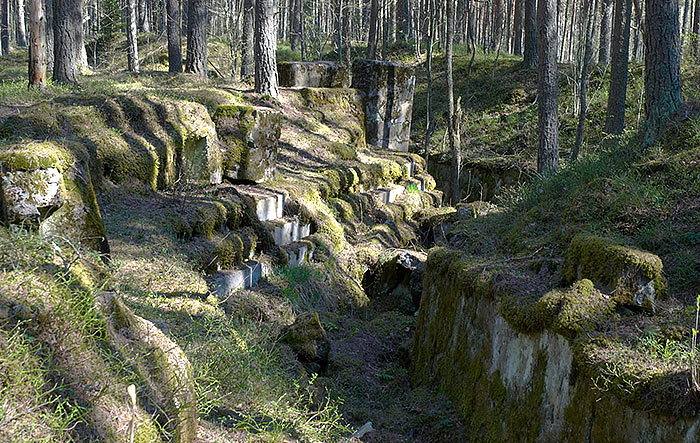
266,216 -> 312,247
233,185 -> 286,222
351,59 -> 416,152
214,105 -> 282,183
278,61 -> 351,88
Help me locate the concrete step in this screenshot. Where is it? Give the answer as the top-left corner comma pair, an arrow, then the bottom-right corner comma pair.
234,185 -> 286,222
371,185 -> 405,204
282,241 -> 315,267
403,160 -> 415,178
265,216 -> 312,247
208,260 -> 271,296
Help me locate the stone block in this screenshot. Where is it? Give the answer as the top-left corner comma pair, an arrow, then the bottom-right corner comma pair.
351,59 -> 416,152
213,105 -> 282,183
278,61 -> 351,88
0,142 -> 110,256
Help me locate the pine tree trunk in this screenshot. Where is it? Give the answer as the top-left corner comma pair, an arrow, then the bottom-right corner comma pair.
126,0 -> 139,72
598,0 -> 613,65
424,0 -> 434,161
167,0 -> 182,73
290,0 -> 300,51
138,0 -> 150,32
45,0 -> 52,72
513,0 -> 524,55
241,0 -> 254,77
185,0 -> 207,76
1,0 -> 9,54
537,0 -> 559,173
523,0 -> 537,67
16,0 -> 27,47
605,0 -> 632,134
53,0 -> 83,83
367,0 -> 378,58
446,0 -> 461,204
492,0 -> 504,50
28,0 -> 46,87
644,0 -> 681,144
254,0 -> 278,97
573,0 -> 594,161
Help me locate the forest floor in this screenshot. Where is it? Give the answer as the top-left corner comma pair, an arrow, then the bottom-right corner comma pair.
3,35 -> 700,441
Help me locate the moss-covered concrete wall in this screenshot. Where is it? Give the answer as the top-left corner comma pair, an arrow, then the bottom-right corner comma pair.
412,248 -> 700,442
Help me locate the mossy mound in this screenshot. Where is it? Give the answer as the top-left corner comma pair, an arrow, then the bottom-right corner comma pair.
563,233 -> 668,311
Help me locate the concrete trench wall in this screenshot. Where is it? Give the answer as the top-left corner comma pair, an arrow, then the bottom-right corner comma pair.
412,255 -> 700,442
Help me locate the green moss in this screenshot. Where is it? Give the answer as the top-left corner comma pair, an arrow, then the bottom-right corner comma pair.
535,279 -> 615,338
0,141 -> 75,170
563,233 -> 668,308
213,104 -> 255,121
328,142 -> 357,160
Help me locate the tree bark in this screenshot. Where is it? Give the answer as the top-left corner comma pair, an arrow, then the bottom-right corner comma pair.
167,0 -> 182,73
424,0 -> 434,161
241,0 -> 254,78
53,0 -> 83,83
367,0 -> 378,58
290,0 -> 300,51
45,0 -> 52,72
16,0 -> 27,47
446,0 -> 461,204
644,0 -> 681,144
573,0 -> 594,161
598,0 -> 613,65
185,0 -> 207,76
138,0 -> 150,32
492,0 -> 504,50
605,0 -> 632,134
126,0 -> 139,72
254,0 -> 278,97
513,0 -> 524,55
1,0 -> 9,54
523,0 -> 537,67
537,0 -> 559,173
28,0 -> 46,87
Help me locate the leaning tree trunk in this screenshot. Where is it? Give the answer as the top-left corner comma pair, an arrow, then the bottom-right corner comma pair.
367,0 -> 378,58
598,0 -> 613,65
523,0 -> 537,68
537,0 -> 559,173
53,0 -> 83,83
446,0 -> 461,204
166,0 -> 182,72
254,0 -> 278,97
185,0 -> 207,76
126,0 -> 140,72
28,0 -> 47,87
16,0 -> 27,47
1,0 -> 9,54
605,0 -> 632,134
644,0 -> 681,144
241,0 -> 254,78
